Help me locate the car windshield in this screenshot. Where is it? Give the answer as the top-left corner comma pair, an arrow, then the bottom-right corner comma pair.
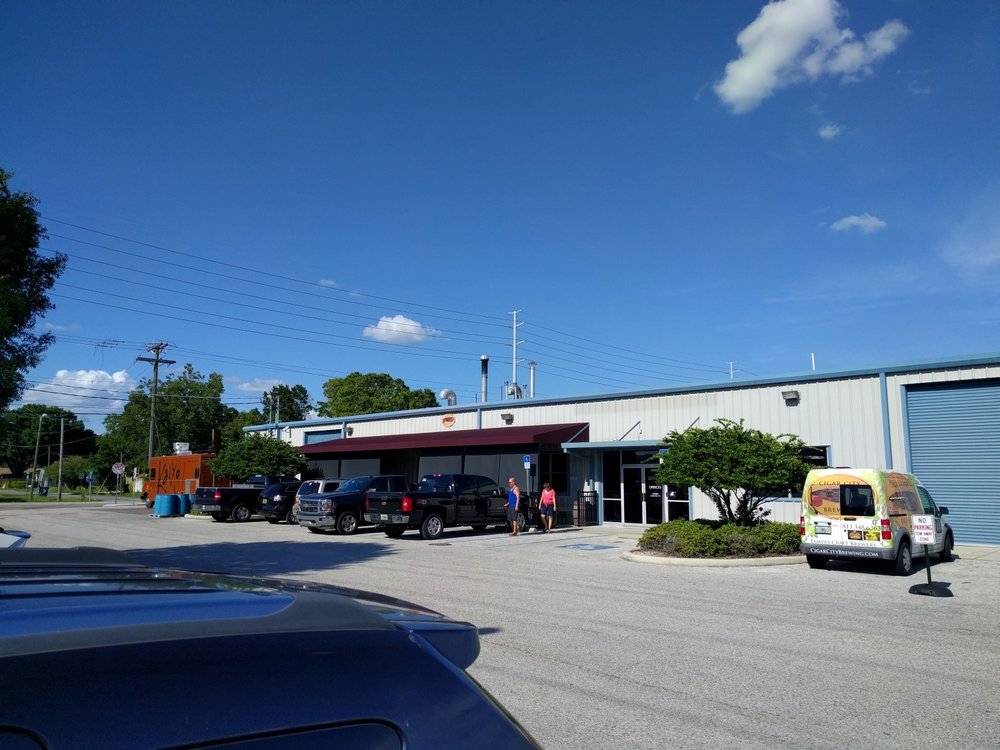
335,476 -> 371,493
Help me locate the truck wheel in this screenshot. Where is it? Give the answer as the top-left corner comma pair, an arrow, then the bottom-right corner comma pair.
893,540 -> 913,576
211,512 -> 228,522
307,527 -> 326,535
231,504 -> 252,523
516,510 -> 530,533
285,506 -> 297,525
265,518 -> 280,525
336,511 -> 359,535
420,514 -> 444,540
384,526 -> 405,538
806,555 -> 826,569
940,531 -> 954,563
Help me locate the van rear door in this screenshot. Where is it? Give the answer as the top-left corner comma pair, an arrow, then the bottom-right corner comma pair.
805,474 -> 881,546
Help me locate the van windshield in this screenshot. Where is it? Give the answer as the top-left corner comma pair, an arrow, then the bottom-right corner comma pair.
809,483 -> 876,517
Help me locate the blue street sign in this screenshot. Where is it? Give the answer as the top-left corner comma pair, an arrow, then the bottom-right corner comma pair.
522,454 -> 531,468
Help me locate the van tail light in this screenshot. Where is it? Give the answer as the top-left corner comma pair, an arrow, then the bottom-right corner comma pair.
800,516 -> 806,537
401,496 -> 413,513
881,519 -> 892,540
214,490 -> 222,501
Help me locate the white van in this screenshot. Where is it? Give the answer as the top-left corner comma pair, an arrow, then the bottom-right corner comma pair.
800,468 -> 954,575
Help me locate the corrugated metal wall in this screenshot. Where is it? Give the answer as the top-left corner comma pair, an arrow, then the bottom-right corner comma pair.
906,380 -> 1000,545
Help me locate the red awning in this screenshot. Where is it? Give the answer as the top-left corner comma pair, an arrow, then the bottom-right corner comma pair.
300,422 -> 589,455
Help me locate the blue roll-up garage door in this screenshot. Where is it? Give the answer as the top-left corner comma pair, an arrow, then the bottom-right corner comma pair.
906,380 -> 1000,545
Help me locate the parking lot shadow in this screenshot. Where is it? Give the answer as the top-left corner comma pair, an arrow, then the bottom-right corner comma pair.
126,539 -> 397,577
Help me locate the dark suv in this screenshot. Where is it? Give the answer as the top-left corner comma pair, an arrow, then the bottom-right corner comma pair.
257,480 -> 304,524
0,547 -> 542,749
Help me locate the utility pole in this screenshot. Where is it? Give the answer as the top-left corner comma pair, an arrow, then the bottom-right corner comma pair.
28,413 -> 46,501
137,343 -> 176,464
57,417 -> 64,502
509,310 -> 524,399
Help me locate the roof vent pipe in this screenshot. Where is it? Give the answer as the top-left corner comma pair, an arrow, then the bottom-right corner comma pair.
438,388 -> 457,407
528,361 -> 536,399
480,355 -> 489,403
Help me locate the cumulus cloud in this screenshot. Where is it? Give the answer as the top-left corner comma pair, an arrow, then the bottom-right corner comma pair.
830,213 -> 887,233
318,279 -> 338,288
235,378 -> 283,393
363,315 -> 441,344
942,196 -> 1000,274
715,0 -> 909,114
818,122 -> 842,140
19,369 -> 135,429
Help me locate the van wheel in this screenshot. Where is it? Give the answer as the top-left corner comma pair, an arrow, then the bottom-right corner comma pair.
420,514 -> 444,540
893,540 -> 913,576
940,531 -> 954,563
806,555 -> 827,569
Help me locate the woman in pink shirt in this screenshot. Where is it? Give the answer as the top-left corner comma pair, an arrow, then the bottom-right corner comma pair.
539,482 -> 556,533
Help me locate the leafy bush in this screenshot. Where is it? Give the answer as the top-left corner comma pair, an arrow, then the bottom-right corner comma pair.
637,520 -> 800,558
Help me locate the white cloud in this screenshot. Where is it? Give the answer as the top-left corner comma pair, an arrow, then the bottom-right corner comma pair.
818,122 -> 842,140
44,322 -> 69,332
236,378 -> 283,393
942,196 -> 1000,274
715,0 -> 909,114
318,279 -> 338,288
363,315 -> 441,344
19,369 -> 135,430
830,213 -> 887,233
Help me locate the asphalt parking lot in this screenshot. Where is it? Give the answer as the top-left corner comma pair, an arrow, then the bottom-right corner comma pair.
3,502 -> 1000,750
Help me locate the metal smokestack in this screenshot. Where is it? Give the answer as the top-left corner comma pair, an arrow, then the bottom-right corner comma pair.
480,355 -> 489,403
438,388 -> 457,407
529,361 -> 536,399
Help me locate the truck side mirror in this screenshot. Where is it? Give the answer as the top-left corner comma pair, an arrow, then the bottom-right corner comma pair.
938,506 -> 949,515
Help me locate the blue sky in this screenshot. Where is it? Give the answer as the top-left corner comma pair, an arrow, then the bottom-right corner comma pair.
5,0 -> 999,431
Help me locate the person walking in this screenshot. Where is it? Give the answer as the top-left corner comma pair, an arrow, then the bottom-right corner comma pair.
506,476 -> 520,536
539,482 -> 556,532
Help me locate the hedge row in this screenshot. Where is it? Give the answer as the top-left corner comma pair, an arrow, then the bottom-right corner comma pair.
636,519 -> 801,558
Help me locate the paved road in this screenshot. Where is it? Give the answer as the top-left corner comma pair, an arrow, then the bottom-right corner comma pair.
3,503 -> 999,750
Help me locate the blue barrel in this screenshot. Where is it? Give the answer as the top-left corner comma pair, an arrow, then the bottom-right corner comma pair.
177,493 -> 192,516
165,494 -> 180,516
153,494 -> 169,516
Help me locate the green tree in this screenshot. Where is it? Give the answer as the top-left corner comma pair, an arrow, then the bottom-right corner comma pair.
210,433 -> 306,480
0,404 -> 96,477
0,169 -> 67,412
44,454 -> 90,490
655,418 -> 811,526
262,384 -> 311,423
317,372 -> 438,417
219,408 -> 266,447
99,364 -> 237,472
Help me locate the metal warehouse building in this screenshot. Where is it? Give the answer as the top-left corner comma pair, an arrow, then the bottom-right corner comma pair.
250,354 -> 1000,546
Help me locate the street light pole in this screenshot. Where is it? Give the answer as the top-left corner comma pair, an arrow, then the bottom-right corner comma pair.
28,413 -> 46,501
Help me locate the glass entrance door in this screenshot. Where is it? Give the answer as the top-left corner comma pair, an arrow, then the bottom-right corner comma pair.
623,465 -> 661,524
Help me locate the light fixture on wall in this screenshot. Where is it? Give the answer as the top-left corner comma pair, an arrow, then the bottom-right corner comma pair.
500,412 -> 514,425
346,426 -> 354,436
781,390 -> 800,405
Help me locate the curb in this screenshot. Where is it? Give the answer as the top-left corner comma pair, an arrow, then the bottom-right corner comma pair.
621,549 -> 805,567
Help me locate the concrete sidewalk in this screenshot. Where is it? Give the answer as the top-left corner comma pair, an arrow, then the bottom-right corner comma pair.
566,523 -> 1000,565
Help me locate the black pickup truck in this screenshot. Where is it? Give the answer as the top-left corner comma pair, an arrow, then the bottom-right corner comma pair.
365,473 -> 534,540
297,474 -> 410,535
193,475 -> 296,522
